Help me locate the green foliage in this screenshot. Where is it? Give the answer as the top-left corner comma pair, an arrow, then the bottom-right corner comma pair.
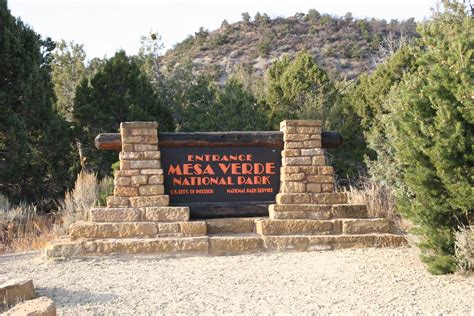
97,176 -> 113,207
0,0 -> 77,204
305,9 -> 321,22
384,1 -> 473,273
194,27 -> 209,45
73,51 -> 174,175
221,19 -> 230,29
214,79 -> 269,131
320,14 -> 332,26
51,40 -> 87,122
356,20 -> 370,39
241,12 -> 250,24
326,82 -> 368,181
266,51 -> 336,129
254,12 -> 270,26
137,32 -> 164,85
344,12 -> 353,23
257,32 -> 273,57
209,32 -> 229,48
162,66 -> 268,132
174,75 -> 219,131
350,45 -> 417,188
164,9 -> 418,82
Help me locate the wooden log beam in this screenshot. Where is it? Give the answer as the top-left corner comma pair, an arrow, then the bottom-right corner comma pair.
175,201 -> 271,219
95,131 -> 343,150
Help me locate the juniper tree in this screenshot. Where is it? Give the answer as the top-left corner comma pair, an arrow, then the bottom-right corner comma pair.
213,79 -> 268,131
73,51 -> 174,175
385,1 -> 473,274
51,40 -> 87,122
0,0 -> 77,204
266,51 -> 336,129
350,45 -> 417,188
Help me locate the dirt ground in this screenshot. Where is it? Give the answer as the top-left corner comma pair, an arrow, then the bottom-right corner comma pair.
1,247 -> 473,315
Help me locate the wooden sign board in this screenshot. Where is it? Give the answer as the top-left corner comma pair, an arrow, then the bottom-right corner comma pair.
96,131 -> 343,218
160,146 -> 281,204
159,132 -> 284,218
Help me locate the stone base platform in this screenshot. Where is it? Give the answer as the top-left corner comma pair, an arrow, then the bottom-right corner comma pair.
70,220 -> 207,239
256,218 -> 390,235
46,202 -> 408,259
45,233 -> 407,258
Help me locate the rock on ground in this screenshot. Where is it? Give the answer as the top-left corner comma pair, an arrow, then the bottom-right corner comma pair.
1,248 -> 473,314
4,297 -> 56,316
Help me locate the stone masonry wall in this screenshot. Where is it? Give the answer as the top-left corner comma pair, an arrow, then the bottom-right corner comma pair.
106,122 -> 169,208
270,120 -> 347,218
279,119 -> 333,194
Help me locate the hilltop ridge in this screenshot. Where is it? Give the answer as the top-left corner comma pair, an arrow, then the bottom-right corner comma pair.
160,11 -> 418,81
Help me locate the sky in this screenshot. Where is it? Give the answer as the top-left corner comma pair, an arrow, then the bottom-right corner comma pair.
9,0 -> 437,59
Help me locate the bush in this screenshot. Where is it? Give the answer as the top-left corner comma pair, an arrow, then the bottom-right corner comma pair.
0,2 -> 78,204
345,178 -> 396,221
53,171 -> 98,236
455,226 -> 474,272
0,197 -> 53,253
257,37 -> 272,57
350,45 -> 416,190
266,51 -> 335,129
97,176 -> 114,207
73,51 -> 174,176
385,1 -> 472,274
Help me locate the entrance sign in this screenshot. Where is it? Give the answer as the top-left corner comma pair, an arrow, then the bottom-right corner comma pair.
95,130 -> 343,218
158,132 -> 283,218
160,146 -> 281,203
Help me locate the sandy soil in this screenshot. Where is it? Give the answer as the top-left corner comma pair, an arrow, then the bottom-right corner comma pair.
1,248 -> 473,315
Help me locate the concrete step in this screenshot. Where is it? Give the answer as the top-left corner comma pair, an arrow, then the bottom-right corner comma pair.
90,206 -> 190,222
276,192 -> 348,205
69,220 -> 206,240
262,234 -> 407,252
342,218 -> 391,234
209,234 -> 263,254
206,218 -> 262,234
45,233 -> 407,259
256,218 -> 390,236
269,204 -> 368,220
46,236 -> 209,258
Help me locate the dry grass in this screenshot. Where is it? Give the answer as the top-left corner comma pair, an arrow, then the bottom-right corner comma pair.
97,176 -> 114,207
455,225 -> 474,273
1,171 -> 111,254
343,177 -> 410,232
345,178 -> 396,219
0,201 -> 55,253
53,171 -> 99,237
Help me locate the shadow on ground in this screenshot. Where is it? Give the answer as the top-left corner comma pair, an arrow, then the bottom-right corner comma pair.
37,287 -> 118,307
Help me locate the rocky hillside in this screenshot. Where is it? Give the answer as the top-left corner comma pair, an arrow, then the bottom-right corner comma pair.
160,11 -> 418,82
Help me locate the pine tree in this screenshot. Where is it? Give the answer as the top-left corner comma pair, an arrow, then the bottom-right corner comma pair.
166,71 -> 269,132
326,81 -> 368,180
266,51 -> 336,129
385,1 -> 473,274
73,51 -> 174,175
0,0 -> 77,204
51,40 -> 87,122
241,12 -> 251,24
350,45 -> 417,187
214,79 -> 269,131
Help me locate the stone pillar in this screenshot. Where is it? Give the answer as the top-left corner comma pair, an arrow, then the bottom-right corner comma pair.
106,122 -> 169,208
269,120 -> 347,219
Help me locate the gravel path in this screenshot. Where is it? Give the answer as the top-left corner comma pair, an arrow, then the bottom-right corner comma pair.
1,248 -> 473,315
